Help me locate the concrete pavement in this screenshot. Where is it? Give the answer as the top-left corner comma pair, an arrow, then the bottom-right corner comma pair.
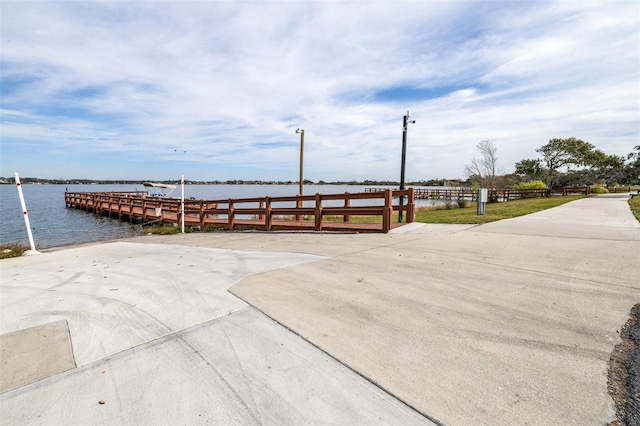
1,242 -> 431,424
1,194 -> 638,425
226,198 -> 638,425
1,320 -> 76,393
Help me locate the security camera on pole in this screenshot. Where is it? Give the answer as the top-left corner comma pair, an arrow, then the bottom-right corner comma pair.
399,111 -> 415,223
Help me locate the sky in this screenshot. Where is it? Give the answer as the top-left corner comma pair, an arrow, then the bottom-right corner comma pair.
1,1 -> 638,182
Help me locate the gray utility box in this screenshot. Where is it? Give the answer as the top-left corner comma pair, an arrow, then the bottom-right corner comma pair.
477,188 -> 488,215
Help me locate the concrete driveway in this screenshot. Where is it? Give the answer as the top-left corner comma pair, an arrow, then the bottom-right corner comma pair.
1,194 -> 638,425
1,243 -> 433,425
224,194 -> 639,425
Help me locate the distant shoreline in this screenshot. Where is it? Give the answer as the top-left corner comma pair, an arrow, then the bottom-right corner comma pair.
0,178 -> 465,187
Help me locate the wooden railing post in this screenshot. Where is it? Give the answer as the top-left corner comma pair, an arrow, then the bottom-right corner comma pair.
407,187 -> 415,223
177,201 -> 183,229
343,192 -> 351,223
265,197 -> 272,231
383,189 -> 393,233
156,200 -> 163,224
199,201 -> 206,228
125,198 -> 132,222
296,197 -> 302,222
228,199 -> 235,231
314,193 -> 323,231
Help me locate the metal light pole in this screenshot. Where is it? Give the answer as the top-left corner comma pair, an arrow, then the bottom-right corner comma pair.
296,128 -> 305,196
399,111 -> 415,222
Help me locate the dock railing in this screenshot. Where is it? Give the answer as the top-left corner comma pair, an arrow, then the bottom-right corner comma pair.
65,188 -> 415,233
365,186 -> 591,201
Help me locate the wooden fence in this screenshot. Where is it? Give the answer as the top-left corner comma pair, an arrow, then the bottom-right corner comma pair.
65,188 -> 415,233
607,187 -> 637,193
365,186 -> 591,201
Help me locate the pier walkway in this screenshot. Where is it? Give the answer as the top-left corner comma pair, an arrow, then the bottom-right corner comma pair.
65,188 -> 415,233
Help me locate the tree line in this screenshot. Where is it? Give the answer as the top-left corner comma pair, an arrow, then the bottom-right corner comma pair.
4,139 -> 637,189
466,138 -> 639,190
0,177 -> 453,186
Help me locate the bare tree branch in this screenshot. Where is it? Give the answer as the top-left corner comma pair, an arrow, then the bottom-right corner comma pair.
465,140 -> 500,188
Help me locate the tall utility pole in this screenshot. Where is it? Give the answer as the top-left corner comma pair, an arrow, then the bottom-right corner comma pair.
399,111 -> 415,222
296,128 -> 305,196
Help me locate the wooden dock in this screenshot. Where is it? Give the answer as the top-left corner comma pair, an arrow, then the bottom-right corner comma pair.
65,188 -> 415,233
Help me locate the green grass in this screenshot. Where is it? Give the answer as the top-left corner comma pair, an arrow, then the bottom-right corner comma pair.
144,225 -> 201,234
629,194 -> 640,223
415,195 -> 586,225
0,244 -> 28,259
321,215 -> 382,223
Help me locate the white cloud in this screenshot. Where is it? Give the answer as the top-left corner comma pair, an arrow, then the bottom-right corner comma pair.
1,1 -> 638,181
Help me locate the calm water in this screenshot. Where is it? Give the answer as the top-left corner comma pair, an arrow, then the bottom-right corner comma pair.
1,184 -> 432,249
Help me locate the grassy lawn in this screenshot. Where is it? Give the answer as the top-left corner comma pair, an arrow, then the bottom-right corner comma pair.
323,195 -> 590,225
415,195 -> 586,225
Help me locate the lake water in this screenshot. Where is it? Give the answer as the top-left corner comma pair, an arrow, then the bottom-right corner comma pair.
1,184 -> 439,249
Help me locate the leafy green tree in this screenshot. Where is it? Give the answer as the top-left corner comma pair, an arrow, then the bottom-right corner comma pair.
624,145 -> 640,184
536,137 -> 594,190
514,159 -> 545,182
555,169 -> 596,187
588,150 -> 625,186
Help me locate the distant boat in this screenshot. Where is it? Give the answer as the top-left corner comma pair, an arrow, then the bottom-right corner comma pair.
143,182 -> 177,197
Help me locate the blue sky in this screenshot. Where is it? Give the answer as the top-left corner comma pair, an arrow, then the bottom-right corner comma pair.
1,1 -> 638,182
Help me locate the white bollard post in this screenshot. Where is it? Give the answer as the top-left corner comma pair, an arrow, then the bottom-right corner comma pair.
13,172 -> 39,255
181,174 -> 185,234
